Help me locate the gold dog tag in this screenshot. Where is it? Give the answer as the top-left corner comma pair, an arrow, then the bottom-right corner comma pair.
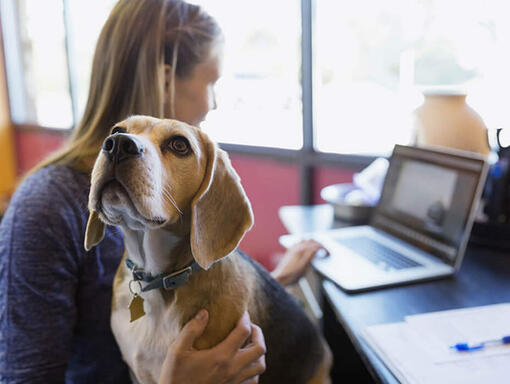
129,294 -> 146,322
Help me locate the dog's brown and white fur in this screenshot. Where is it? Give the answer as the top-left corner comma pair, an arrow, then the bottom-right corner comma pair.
85,116 -> 331,384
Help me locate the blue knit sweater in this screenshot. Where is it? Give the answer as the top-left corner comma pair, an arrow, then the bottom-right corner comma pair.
0,165 -> 130,383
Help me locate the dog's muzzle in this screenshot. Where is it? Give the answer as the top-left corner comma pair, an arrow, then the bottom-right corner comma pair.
102,133 -> 144,164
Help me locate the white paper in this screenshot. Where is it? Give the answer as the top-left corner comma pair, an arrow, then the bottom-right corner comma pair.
362,303 -> 510,384
406,303 -> 510,363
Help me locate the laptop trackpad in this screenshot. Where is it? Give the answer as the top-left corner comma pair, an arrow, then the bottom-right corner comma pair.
336,236 -> 423,271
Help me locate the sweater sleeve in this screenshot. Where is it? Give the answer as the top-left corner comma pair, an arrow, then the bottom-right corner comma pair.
0,172 -> 85,383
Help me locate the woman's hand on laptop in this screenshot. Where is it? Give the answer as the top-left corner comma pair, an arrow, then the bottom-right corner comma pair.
159,310 -> 266,384
272,239 -> 329,286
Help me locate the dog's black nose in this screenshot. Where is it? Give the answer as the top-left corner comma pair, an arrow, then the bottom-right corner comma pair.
102,133 -> 144,163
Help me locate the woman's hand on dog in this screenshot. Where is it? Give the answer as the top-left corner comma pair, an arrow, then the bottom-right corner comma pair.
159,310 -> 266,384
271,239 -> 329,286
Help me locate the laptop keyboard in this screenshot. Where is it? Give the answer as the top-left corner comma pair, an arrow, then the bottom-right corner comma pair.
339,237 -> 422,271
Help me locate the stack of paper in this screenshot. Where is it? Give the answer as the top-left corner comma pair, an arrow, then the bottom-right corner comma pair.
362,303 -> 510,384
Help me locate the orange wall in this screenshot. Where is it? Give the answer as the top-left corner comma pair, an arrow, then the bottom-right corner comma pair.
0,36 -> 16,196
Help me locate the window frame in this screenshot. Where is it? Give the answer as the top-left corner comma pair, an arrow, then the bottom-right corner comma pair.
1,0 -> 375,204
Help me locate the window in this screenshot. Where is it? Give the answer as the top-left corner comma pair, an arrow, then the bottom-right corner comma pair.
2,0 -> 72,128
2,0 -> 508,154
3,0 -> 303,148
1,0 -> 115,129
314,0 -> 510,155
65,0 -> 118,120
193,0 -> 303,149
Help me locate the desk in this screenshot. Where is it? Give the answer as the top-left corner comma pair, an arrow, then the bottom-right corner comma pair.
279,204 -> 510,383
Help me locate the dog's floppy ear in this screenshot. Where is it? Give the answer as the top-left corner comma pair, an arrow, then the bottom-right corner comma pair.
84,210 -> 106,251
190,133 -> 254,270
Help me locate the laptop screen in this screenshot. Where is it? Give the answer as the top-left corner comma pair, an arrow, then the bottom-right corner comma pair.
372,145 -> 487,266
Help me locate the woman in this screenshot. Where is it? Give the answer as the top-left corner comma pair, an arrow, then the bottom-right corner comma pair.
0,1 -> 325,383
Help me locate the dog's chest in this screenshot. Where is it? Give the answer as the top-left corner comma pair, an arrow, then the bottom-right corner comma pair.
111,279 -> 181,384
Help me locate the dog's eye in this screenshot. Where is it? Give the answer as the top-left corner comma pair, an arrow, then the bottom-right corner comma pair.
168,136 -> 191,156
111,126 -> 126,135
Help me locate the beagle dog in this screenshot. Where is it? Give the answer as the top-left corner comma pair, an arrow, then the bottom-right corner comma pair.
84,116 -> 332,384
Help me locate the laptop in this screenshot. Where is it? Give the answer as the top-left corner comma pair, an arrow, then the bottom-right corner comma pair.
281,145 -> 488,292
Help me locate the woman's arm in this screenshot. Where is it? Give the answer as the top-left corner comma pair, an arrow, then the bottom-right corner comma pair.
159,310 -> 266,384
0,183 -> 81,383
271,239 -> 328,286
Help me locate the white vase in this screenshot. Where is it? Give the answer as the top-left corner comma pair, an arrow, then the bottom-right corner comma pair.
414,89 -> 490,155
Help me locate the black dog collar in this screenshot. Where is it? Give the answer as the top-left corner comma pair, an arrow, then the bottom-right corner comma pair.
126,258 -> 202,292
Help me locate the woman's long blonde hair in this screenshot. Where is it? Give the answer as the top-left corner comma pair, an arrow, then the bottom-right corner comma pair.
33,0 -> 221,174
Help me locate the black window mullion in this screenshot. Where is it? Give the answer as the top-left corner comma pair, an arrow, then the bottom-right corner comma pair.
300,0 -> 314,204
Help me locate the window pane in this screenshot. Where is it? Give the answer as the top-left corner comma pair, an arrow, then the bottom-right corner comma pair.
13,0 -> 73,128
192,0 -> 303,149
315,0 -> 510,155
66,0 -> 117,121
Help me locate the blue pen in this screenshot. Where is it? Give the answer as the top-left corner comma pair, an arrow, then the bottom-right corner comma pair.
450,335 -> 510,352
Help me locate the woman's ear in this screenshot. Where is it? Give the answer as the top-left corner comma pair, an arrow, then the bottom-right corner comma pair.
190,132 -> 254,270
84,210 -> 106,251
